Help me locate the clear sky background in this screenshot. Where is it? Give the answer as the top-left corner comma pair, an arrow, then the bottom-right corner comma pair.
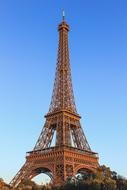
0,0 -> 127,184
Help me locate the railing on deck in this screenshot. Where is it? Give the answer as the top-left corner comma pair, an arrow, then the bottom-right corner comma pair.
26,145 -> 98,158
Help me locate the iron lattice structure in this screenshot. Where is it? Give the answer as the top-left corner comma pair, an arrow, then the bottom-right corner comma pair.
10,16 -> 99,188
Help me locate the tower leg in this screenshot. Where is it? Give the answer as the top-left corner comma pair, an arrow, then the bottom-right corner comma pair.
10,161 -> 33,187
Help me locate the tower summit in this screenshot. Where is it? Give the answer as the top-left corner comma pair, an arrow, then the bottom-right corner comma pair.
48,11 -> 77,115
62,10 -> 65,21
10,16 -> 99,188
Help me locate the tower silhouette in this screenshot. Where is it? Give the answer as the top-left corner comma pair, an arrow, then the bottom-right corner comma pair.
10,15 -> 99,188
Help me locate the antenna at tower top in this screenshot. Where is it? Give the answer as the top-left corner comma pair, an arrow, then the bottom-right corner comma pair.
62,10 -> 65,21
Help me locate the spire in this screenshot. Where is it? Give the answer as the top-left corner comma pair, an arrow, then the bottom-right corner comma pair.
62,10 -> 65,21
48,15 -> 77,114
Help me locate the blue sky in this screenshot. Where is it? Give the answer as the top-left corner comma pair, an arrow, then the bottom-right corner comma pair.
0,0 -> 127,184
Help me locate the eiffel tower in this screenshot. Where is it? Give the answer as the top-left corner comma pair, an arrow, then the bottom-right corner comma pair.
10,14 -> 99,188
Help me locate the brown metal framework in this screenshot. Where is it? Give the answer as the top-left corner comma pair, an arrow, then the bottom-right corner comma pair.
10,16 -> 99,188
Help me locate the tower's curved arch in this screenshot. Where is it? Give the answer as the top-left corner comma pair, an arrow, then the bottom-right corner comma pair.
30,167 -> 53,181
74,165 -> 96,176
